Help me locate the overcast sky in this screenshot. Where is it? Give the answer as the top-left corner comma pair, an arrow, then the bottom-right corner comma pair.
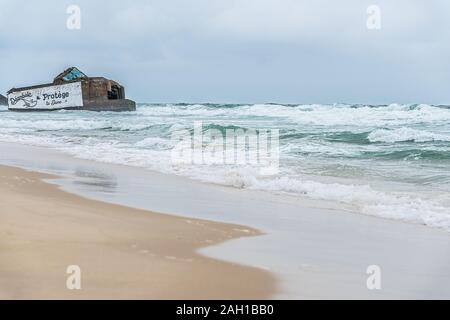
1,0 -> 449,104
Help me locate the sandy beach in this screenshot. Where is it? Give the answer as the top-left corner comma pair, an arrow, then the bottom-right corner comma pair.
0,165 -> 275,299
0,142 -> 449,299
2,1 -> 450,302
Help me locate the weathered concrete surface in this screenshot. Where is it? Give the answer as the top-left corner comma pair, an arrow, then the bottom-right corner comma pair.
83,98 -> 136,112
0,94 -> 7,106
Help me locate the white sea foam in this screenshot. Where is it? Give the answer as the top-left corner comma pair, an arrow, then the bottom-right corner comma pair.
247,176 -> 450,231
135,103 -> 450,127
0,118 -> 110,131
184,167 -> 449,231
368,127 -> 450,143
134,137 -> 174,149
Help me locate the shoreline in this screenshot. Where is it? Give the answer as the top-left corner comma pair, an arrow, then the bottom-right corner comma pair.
0,165 -> 275,299
0,141 -> 449,299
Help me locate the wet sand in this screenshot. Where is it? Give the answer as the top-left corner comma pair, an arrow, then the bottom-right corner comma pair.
0,142 -> 449,299
0,165 -> 275,299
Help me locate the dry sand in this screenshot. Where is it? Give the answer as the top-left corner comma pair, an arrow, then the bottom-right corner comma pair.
0,165 -> 275,299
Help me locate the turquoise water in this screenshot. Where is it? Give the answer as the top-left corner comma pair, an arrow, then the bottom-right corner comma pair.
1,103 -> 449,230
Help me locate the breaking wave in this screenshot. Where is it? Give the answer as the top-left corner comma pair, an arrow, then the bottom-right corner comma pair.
369,127 -> 450,143
0,103 -> 449,231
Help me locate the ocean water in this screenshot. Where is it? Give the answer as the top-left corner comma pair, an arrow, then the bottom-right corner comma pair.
1,103 -> 449,231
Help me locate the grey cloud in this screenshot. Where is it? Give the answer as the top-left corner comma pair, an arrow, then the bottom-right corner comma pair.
1,0 -> 450,104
